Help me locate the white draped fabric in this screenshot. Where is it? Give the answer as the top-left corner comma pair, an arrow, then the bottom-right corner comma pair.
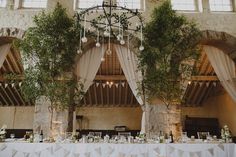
0,44 -> 11,68
114,45 -> 146,134
76,46 -> 105,92
204,45 -> 236,103
0,143 -> 235,157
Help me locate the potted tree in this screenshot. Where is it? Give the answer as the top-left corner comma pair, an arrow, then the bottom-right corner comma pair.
139,0 -> 201,107
15,3 -> 84,138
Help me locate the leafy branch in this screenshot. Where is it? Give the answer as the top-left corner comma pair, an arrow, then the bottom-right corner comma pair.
14,3 -> 84,109
138,1 -> 201,107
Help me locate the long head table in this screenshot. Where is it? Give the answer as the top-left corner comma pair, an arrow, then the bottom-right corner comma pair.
0,142 -> 235,157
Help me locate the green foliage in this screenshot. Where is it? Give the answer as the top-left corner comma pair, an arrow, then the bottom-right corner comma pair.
14,3 -> 83,108
139,1 -> 201,106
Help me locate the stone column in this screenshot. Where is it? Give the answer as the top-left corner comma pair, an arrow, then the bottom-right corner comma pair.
33,96 -> 68,138
146,100 -> 182,139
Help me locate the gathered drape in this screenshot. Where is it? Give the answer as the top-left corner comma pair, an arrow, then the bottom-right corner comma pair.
115,45 -> 146,134
0,44 -> 11,68
76,45 -> 105,93
204,45 -> 236,103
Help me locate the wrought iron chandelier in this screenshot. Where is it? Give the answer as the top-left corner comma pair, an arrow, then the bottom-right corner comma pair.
76,0 -> 145,55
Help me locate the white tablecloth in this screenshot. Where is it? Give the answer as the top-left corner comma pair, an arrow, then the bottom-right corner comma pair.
0,142 -> 235,157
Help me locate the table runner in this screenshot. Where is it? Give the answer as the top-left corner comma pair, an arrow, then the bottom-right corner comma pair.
0,142 -> 235,157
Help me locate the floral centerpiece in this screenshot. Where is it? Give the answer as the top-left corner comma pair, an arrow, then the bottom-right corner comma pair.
221,125 -> 231,143
0,124 -> 7,142
135,133 -> 146,143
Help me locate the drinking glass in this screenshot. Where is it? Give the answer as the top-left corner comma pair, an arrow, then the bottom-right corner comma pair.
181,132 -> 188,143
10,134 -> 15,139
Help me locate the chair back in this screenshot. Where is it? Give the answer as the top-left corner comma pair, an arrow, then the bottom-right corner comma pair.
88,132 -> 102,137
197,132 -> 210,139
118,132 -> 131,138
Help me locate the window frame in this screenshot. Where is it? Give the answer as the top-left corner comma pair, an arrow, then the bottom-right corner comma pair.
0,0 -> 7,8
208,0 -> 234,12
74,0 -> 104,10
171,0 -> 200,12
20,0 -> 48,9
74,0 -> 145,11
116,0 -> 145,11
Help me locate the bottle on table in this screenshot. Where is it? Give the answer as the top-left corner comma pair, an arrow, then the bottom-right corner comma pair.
169,131 -> 174,143
39,130 -> 43,143
159,131 -> 164,143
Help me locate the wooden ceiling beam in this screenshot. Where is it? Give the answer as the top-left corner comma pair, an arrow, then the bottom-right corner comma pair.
94,75 -> 217,83
113,85 -> 115,105
196,82 -> 208,105
192,82 -> 205,106
7,51 -> 21,74
14,86 -> 25,106
198,53 -> 207,75
88,86 -> 92,105
124,82 -> 128,105
5,56 -> 15,73
6,85 -> 20,106
130,89 -> 134,105
0,75 -> 23,81
191,76 -> 218,81
93,84 -> 98,105
0,88 -> 8,106
1,65 -> 7,73
201,83 -> 213,104
100,82 -> 104,105
186,82 -> 199,105
95,75 -> 126,81
119,81 -> 122,105
0,85 -> 14,105
106,86 -> 109,105
11,48 -> 24,73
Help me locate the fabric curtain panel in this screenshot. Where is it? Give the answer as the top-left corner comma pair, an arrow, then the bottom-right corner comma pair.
0,44 -> 11,68
76,45 -> 105,92
204,45 -> 236,103
114,45 -> 146,133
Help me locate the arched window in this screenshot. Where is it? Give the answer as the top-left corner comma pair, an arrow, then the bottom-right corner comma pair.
209,0 -> 233,11
0,0 -> 7,7
21,0 -> 47,8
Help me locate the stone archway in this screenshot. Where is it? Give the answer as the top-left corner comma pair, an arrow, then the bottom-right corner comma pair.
0,27 -> 25,39
201,30 -> 236,62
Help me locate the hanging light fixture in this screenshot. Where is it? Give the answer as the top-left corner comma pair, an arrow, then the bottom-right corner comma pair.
76,0 -> 144,52
77,30 -> 83,54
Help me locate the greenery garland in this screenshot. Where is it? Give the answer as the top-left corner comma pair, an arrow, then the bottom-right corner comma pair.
139,1 -> 201,107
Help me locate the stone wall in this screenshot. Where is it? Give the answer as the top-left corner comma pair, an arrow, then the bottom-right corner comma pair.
0,0 -> 236,36
0,106 -> 34,129
34,96 -> 68,138
75,107 -> 142,130
145,99 -> 182,138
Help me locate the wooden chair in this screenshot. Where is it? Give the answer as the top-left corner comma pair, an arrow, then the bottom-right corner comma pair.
197,132 -> 210,139
118,132 -> 131,138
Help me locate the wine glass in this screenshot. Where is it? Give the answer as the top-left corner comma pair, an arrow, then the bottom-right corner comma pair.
10,133 -> 15,139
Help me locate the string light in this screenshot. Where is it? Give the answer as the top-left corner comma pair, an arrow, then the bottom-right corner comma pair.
139,24 -> 144,51
81,14 -> 87,43
77,1 -> 144,49
77,30 -> 83,54
96,29 -> 101,47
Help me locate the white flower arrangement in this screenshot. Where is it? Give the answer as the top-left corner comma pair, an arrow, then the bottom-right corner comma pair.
0,124 -> 7,142
221,125 -> 231,142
